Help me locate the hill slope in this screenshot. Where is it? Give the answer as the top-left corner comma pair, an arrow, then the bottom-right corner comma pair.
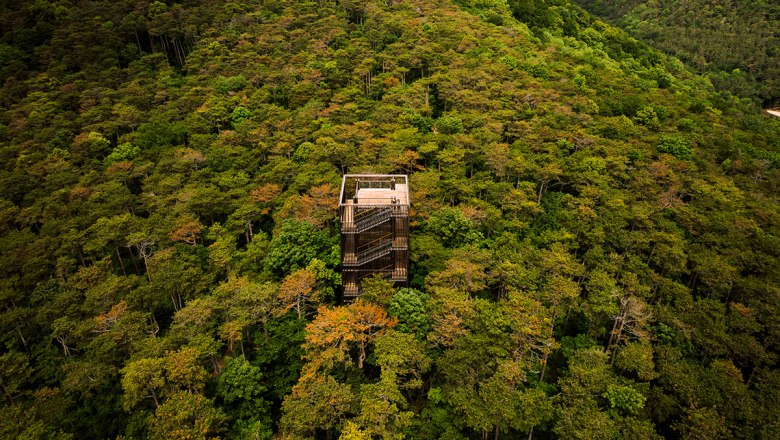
0,0 -> 779,438
573,0 -> 780,106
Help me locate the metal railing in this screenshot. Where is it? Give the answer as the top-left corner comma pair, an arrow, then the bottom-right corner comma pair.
343,240 -> 393,267
391,236 -> 408,250
353,208 -> 392,233
391,268 -> 408,282
355,241 -> 392,265
339,174 -> 409,204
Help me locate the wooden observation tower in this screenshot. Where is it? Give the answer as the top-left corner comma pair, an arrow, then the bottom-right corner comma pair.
339,175 -> 409,301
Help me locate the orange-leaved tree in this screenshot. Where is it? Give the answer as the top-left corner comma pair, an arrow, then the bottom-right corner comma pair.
304,300 -> 397,373
276,268 -> 319,319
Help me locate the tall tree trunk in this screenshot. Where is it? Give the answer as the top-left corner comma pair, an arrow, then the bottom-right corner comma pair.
116,247 -> 127,276
539,309 -> 557,383
14,321 -> 27,350
172,36 -> 181,65
134,31 -> 142,53
56,336 -> 70,356
143,254 -> 151,283
6,303 -> 27,350
537,180 -> 547,203
175,36 -> 185,65
126,245 -> 142,275
160,36 -> 170,64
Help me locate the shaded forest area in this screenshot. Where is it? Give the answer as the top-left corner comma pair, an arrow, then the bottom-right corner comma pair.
573,0 -> 780,107
1,0 -> 779,439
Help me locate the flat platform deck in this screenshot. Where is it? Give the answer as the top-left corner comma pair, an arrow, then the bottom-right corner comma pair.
340,174 -> 410,207
354,184 -> 408,205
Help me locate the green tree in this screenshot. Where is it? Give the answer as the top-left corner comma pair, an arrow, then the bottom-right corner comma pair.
148,391 -> 226,440
279,374 -> 354,438
263,221 -> 330,276
388,288 -> 430,339
0,351 -> 31,403
216,357 -> 271,437
121,357 -> 166,410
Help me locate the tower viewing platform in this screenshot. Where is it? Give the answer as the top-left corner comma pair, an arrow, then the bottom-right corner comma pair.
339,175 -> 410,301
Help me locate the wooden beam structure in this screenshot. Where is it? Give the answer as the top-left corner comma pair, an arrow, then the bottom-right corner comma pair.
339,175 -> 410,301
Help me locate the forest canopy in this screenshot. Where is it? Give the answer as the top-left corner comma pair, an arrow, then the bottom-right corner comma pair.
0,0 -> 779,439
574,0 -> 780,107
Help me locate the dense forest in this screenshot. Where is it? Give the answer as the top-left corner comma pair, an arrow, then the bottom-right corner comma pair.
573,0 -> 780,107
1,0 -> 779,439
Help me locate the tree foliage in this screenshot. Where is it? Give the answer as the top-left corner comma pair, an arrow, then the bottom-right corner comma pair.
0,0 -> 778,438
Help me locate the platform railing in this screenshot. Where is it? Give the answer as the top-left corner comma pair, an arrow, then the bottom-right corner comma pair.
354,241 -> 392,266
352,208 -> 392,233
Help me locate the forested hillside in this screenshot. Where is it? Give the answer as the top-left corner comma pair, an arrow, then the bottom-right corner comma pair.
1,0 -> 779,439
573,0 -> 780,107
